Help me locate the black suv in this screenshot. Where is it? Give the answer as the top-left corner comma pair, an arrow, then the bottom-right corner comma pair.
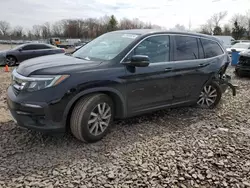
7,29 -> 234,143
235,49 -> 250,77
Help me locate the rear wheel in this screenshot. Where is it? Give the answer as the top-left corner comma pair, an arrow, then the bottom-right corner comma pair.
6,56 -> 17,66
70,94 -> 114,143
196,82 -> 222,109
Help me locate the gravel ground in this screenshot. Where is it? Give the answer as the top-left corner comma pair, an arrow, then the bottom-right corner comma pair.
0,66 -> 250,188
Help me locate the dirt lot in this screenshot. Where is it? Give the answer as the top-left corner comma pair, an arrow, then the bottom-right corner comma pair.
0,66 -> 250,188
0,44 -> 18,51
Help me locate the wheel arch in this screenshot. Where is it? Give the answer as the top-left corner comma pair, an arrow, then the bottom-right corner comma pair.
63,87 -> 127,129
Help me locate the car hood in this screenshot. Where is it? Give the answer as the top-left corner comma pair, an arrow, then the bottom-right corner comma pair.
17,54 -> 103,76
226,48 -> 247,52
240,50 -> 250,57
0,50 -> 7,55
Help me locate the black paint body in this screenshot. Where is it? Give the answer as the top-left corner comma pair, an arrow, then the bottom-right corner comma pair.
6,30 -> 230,132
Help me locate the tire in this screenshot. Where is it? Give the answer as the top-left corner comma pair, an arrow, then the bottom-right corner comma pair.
70,93 -> 114,143
6,56 -> 17,66
196,81 -> 222,109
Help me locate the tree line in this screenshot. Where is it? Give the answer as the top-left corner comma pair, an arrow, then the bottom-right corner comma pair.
198,10 -> 250,39
0,15 -> 160,40
0,11 -> 249,41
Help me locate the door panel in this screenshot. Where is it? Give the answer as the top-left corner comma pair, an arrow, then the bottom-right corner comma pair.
19,44 -> 38,61
33,44 -> 52,58
33,49 -> 47,57
171,35 -> 211,102
125,63 -> 175,113
18,50 -> 36,61
122,34 -> 175,114
171,60 -> 211,101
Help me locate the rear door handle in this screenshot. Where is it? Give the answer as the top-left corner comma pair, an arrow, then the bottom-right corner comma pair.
199,63 -> 209,67
164,67 -> 173,72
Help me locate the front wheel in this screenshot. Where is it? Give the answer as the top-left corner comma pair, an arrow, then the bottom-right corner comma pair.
196,82 -> 222,109
6,56 -> 17,66
70,94 -> 114,143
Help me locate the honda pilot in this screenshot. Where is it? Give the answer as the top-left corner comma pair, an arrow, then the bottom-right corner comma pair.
7,29 -> 235,143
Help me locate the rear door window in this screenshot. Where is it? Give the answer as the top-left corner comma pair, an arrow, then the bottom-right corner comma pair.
173,36 -> 199,61
200,39 -> 224,58
36,44 -> 52,50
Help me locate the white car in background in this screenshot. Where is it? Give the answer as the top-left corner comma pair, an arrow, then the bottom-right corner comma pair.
214,35 -> 235,48
226,42 -> 250,56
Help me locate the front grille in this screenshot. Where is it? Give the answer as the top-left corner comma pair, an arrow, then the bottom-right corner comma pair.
238,56 -> 250,65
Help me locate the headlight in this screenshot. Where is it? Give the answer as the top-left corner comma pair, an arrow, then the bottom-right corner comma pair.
12,69 -> 69,92
25,75 -> 70,91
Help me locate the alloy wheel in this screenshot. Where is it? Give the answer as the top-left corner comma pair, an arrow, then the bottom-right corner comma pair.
197,85 -> 218,107
6,57 -> 16,66
87,102 -> 112,136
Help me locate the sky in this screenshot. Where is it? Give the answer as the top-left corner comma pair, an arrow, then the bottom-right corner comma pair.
0,0 -> 250,30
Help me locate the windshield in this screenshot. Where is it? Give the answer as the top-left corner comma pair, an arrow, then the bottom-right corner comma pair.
232,43 -> 250,49
72,32 -> 139,61
11,44 -> 26,50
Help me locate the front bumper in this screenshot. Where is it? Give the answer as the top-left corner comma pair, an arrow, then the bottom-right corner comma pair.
0,55 -> 6,65
235,64 -> 250,75
6,86 -> 66,133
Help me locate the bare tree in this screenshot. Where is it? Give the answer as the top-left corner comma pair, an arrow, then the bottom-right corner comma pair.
200,18 -> 213,35
119,18 -> 134,29
245,9 -> 250,38
12,26 -> 23,38
27,29 -> 33,40
211,11 -> 228,27
52,21 -> 63,37
171,24 -> 186,31
230,14 -> 247,28
199,11 -> 227,35
222,24 -> 231,35
41,22 -> 51,39
33,25 -> 42,39
0,15 -> 160,40
0,21 -> 11,36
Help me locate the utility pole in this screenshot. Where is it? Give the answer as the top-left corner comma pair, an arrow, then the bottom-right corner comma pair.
188,16 -> 192,31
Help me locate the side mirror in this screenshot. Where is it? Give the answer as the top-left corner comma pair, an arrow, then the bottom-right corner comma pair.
18,48 -> 23,52
122,55 -> 150,67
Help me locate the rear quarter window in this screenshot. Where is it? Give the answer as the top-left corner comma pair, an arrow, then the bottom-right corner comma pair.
200,39 -> 224,58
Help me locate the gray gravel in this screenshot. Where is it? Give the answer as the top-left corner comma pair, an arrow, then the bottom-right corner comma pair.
1,66 -> 250,188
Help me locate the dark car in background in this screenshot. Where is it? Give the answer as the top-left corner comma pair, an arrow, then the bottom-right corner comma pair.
7,29 -> 235,143
235,49 -> 250,77
0,43 -> 65,66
